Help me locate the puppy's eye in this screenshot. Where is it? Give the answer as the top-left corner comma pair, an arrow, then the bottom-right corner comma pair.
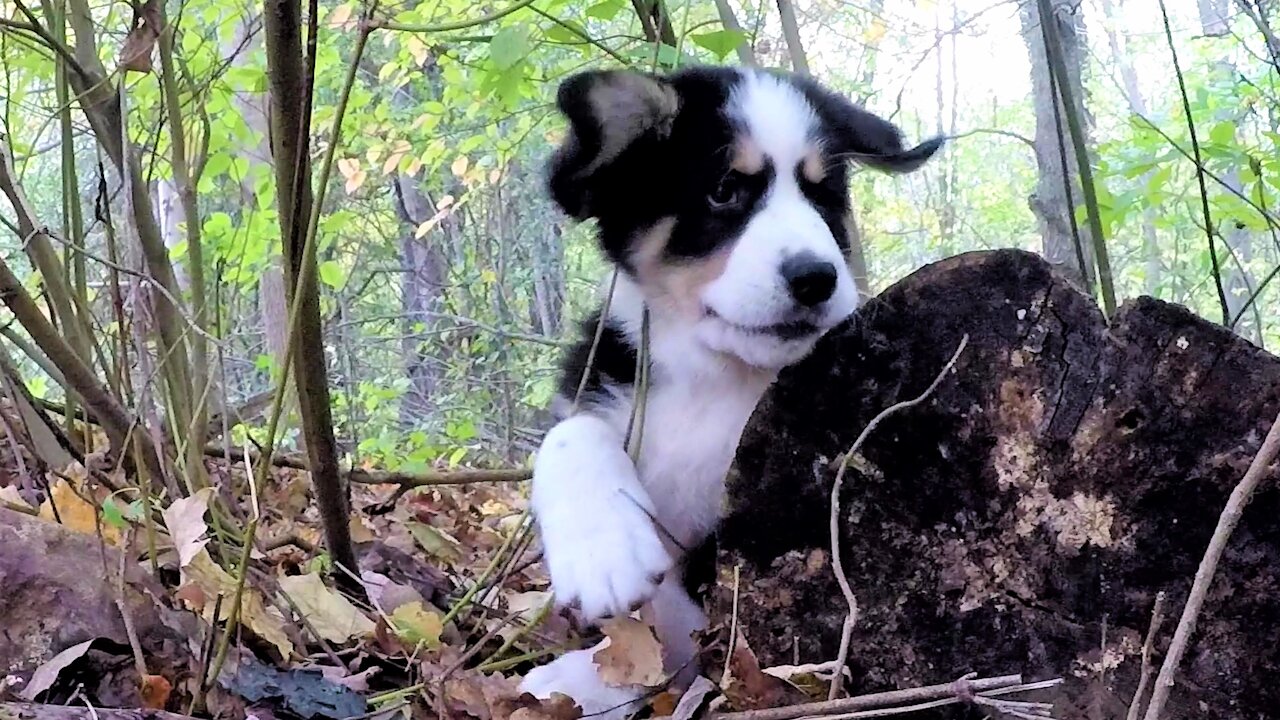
707,175 -> 744,209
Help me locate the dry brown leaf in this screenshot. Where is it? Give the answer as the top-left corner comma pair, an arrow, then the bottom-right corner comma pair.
278,572 -> 375,643
0,484 -> 31,509
592,618 -> 665,688
504,693 -> 582,720
117,0 -> 160,73
349,516 -> 376,544
39,478 -> 120,544
19,639 -> 94,700
140,673 -> 172,709
721,635 -> 798,710
181,549 -> 294,658
161,487 -> 214,567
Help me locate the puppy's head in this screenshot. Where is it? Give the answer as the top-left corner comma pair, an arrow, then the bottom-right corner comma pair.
549,67 -> 940,369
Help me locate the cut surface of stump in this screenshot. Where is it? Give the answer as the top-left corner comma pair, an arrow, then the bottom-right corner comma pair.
714,249 -> 1280,719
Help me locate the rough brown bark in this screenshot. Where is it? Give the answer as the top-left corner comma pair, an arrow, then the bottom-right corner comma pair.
261,0 -> 358,584
715,249 -> 1280,719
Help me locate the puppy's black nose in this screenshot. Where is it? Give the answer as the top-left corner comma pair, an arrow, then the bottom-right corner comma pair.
781,253 -> 837,307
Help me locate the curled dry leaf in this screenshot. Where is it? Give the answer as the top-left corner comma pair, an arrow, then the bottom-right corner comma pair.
39,478 -> 121,545
669,676 -> 717,720
278,572 -> 375,644
140,673 -> 173,709
720,635 -> 800,710
117,0 -> 161,73
19,639 -> 95,700
161,487 -> 215,568
593,617 -> 665,688
180,549 -> 295,658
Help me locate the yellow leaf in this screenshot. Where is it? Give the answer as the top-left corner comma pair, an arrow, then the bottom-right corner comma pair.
327,4 -> 353,28
389,601 -> 444,649
337,157 -> 359,179
161,487 -> 214,568
345,169 -> 367,194
406,35 -> 430,66
278,572 -> 375,644
480,269 -> 498,284
488,169 -> 502,184
438,194 -> 455,209
451,156 -> 469,178
181,549 -> 294,658
39,478 -> 120,545
592,618 -> 665,687
863,18 -> 887,45
405,157 -> 424,177
382,152 -> 406,175
407,521 -> 463,565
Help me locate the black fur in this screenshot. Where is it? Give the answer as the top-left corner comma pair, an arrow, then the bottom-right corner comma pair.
555,311 -> 638,411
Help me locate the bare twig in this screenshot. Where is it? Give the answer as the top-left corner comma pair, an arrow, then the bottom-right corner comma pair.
708,673 -> 1058,720
1142,405 -> 1280,720
1156,0 -> 1229,326
1126,592 -> 1167,720
827,335 -> 968,699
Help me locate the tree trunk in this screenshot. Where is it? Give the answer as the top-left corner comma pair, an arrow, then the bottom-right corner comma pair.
1099,0 -> 1162,296
394,175 -> 448,426
714,249 -> 1280,719
262,0 -> 357,583
1019,0 -> 1096,291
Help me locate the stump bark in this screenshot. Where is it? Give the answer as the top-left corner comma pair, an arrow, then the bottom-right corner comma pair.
714,250 -> 1280,719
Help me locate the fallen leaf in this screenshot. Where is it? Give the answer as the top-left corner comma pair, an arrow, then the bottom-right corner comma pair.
389,600 -> 444,649
670,676 -> 717,720
721,635 -> 799,710
315,665 -> 379,693
593,618 -> 665,688
279,572 -> 375,644
349,516 -> 376,544
444,670 -> 524,719
361,570 -> 425,615
507,693 -> 582,720
20,639 -> 95,700
39,478 -> 120,544
182,549 -> 294,658
162,487 -> 214,567
140,673 -> 173,709
0,484 -> 31,509
407,521 -> 463,564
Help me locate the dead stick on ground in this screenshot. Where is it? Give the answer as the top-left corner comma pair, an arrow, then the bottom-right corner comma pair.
1126,591 -> 1167,720
205,444 -> 531,487
1142,403 -> 1280,720
826,334 -> 969,700
708,673 -> 1035,720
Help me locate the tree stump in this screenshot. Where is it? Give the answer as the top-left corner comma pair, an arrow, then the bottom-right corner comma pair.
714,250 -> 1280,719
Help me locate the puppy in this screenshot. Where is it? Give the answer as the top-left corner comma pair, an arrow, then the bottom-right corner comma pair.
521,66 -> 940,717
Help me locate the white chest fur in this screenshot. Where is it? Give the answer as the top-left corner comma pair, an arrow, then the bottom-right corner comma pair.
596,369 -> 771,550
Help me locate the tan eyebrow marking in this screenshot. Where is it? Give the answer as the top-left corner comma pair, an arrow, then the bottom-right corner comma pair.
802,145 -> 827,183
730,136 -> 766,175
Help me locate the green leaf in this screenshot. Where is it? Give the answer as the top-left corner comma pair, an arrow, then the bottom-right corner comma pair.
691,29 -> 747,60
102,497 -> 127,529
586,0 -> 625,20
319,260 -> 345,288
489,26 -> 530,70
1208,120 -> 1236,147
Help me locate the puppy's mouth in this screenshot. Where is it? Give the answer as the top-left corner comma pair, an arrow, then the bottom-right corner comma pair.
705,308 -> 820,341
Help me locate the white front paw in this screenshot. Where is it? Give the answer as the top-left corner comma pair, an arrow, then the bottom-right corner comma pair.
520,648 -> 646,720
532,415 -> 674,622
541,492 -> 673,621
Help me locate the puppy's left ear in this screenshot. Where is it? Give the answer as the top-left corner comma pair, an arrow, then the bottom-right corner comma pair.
809,84 -> 942,173
548,69 -> 680,219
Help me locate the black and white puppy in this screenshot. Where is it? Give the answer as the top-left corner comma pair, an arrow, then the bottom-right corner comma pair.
521,66 -> 940,716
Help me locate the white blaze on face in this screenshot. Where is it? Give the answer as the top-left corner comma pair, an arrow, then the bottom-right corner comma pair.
696,71 -> 859,368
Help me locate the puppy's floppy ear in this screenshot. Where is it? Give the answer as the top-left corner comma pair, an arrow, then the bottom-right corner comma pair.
805,80 -> 942,173
548,69 -> 680,219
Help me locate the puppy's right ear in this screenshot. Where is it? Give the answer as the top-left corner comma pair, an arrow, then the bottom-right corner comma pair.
548,70 -> 679,219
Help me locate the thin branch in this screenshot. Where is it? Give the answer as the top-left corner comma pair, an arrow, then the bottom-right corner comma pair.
1126,592 -> 1167,720
826,335 -> 968,699
708,674 -> 1053,720
373,0 -> 537,33
1142,405 -> 1280,720
712,0 -> 756,66
1157,0 -> 1229,326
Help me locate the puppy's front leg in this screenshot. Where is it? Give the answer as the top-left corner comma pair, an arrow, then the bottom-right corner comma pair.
532,413 -> 674,621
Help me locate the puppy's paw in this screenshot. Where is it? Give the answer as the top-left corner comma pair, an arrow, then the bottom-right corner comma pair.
520,648 -> 645,720
541,490 -> 673,621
